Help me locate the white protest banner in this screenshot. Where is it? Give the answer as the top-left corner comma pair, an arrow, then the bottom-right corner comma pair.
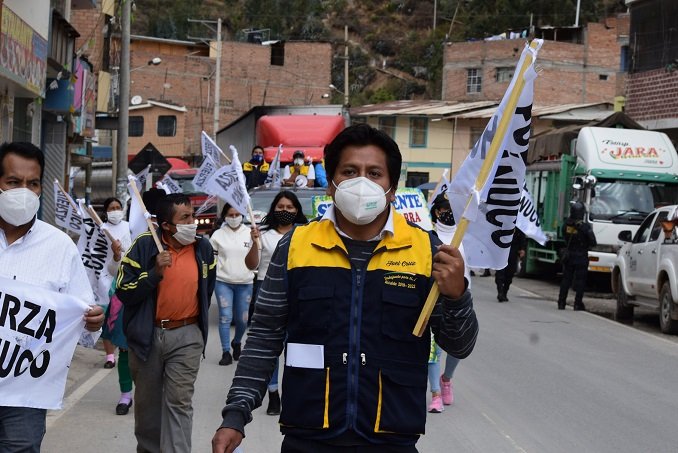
0,276 -> 88,410
134,164 -> 151,191
265,144 -> 282,189
204,162 -> 250,216
53,180 -> 83,235
517,184 -> 547,245
427,169 -> 450,210
127,177 -> 148,241
76,201 -> 112,305
158,174 -> 182,194
193,155 -> 218,192
201,130 -> 224,164
447,40 -> 542,269
196,195 -> 218,216
229,145 -> 252,206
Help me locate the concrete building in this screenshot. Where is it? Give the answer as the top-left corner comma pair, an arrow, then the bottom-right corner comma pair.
442,16 -> 630,106
351,100 -> 614,187
624,0 -> 678,141
127,100 -> 188,159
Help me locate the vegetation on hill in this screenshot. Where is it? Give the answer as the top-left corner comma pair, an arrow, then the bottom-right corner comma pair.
131,0 -> 627,105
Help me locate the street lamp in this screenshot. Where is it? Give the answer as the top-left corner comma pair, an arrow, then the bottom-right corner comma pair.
130,57 -> 162,72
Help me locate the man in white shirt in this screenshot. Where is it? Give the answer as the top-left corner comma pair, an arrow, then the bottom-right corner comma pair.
282,150 -> 315,188
0,142 -> 104,452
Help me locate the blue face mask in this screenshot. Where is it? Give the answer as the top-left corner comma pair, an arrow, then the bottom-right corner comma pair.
251,154 -> 263,164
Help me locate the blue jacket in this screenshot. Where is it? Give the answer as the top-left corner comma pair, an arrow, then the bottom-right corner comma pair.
115,231 -> 217,361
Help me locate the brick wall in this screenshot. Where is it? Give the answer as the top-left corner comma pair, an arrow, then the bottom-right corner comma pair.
442,16 -> 628,106
626,69 -> 678,121
129,39 -> 332,158
70,1 -> 105,72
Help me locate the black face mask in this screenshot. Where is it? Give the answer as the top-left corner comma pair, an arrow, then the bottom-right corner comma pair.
273,210 -> 296,226
438,210 -> 456,226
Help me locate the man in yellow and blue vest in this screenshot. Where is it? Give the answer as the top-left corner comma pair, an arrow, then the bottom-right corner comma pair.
213,124 -> 478,452
243,145 -> 270,190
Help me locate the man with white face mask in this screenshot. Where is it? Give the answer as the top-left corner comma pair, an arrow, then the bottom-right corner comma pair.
116,193 -> 216,453
0,142 -> 104,451
213,124 -> 478,453
283,150 -> 315,188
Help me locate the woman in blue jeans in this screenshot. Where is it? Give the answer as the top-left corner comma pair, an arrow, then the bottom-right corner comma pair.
209,203 -> 256,365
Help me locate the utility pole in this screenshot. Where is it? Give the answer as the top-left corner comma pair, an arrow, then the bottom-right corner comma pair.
115,0 -> 131,203
213,18 -> 222,139
343,25 -> 349,107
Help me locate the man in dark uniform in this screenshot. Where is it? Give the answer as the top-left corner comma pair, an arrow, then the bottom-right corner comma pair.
243,146 -> 269,190
495,229 -> 526,302
557,201 -> 597,310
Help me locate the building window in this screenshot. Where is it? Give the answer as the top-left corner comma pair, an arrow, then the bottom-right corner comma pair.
495,67 -> 513,83
378,116 -> 396,139
406,171 -> 429,190
157,115 -> 176,137
620,45 -> 630,72
271,42 -> 285,66
599,74 -> 609,81
409,117 -> 428,148
129,116 -> 144,137
467,68 -> 482,94
470,127 -> 484,148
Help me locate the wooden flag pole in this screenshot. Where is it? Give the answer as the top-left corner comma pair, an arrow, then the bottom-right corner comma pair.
85,205 -> 116,243
128,178 -> 164,252
412,40 -> 539,337
54,179 -> 79,212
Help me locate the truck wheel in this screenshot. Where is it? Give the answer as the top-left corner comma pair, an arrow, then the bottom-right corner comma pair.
615,285 -> 634,321
659,282 -> 678,334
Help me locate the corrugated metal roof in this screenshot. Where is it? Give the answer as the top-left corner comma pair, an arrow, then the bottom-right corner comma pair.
351,100 -> 498,117
448,102 -> 612,119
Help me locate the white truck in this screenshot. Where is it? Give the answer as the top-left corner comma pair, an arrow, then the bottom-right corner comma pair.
612,205 -> 678,334
525,126 -> 678,275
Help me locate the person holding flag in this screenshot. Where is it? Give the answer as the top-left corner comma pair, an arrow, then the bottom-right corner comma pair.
212,124 -> 477,452
0,142 -> 104,451
116,193 -> 217,452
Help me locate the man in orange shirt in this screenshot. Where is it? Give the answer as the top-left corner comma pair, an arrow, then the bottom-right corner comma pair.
117,193 -> 216,453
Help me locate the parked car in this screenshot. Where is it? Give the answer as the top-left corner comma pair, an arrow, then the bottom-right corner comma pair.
248,187 -> 327,224
611,204 -> 678,334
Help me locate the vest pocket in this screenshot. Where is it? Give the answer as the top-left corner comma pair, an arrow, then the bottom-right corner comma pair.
294,286 -> 335,332
279,365 -> 331,429
374,367 -> 426,435
381,288 -> 421,342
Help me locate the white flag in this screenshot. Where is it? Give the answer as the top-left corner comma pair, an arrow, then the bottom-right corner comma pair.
193,155 -> 219,192
204,149 -> 250,216
427,169 -> 450,210
53,181 -> 83,234
196,195 -> 218,216
0,276 -> 89,410
448,40 -> 542,269
517,185 -> 547,245
135,164 -> 151,191
158,174 -> 182,194
76,200 -> 113,305
127,177 -> 148,241
265,144 -> 282,188
201,131 -> 223,164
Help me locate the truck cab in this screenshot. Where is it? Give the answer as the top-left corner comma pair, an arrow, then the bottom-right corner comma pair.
612,205 -> 678,334
524,126 -> 678,275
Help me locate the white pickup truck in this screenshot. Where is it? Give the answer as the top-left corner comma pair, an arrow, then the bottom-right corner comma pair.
611,205 -> 678,334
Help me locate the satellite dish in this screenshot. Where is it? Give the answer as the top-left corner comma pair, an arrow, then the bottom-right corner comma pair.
131,95 -> 143,105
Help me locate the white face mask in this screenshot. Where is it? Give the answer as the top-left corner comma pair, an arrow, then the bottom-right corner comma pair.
107,210 -> 124,225
332,177 -> 390,225
172,223 -> 197,245
225,215 -> 243,229
293,158 -> 305,166
0,187 -> 41,227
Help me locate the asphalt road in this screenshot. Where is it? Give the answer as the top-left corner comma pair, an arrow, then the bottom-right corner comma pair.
42,274 -> 678,452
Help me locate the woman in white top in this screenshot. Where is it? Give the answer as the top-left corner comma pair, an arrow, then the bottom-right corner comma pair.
210,203 -> 256,366
245,190 -> 308,415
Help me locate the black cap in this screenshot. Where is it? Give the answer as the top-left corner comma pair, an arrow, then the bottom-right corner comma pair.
293,150 -> 305,158
431,192 -> 450,211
